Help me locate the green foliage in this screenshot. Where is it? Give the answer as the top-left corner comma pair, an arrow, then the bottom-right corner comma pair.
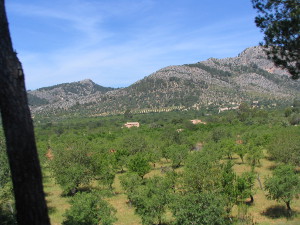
235,144 -> 247,163
0,139 -> 10,194
119,173 -> 143,201
130,176 -> 171,225
211,127 -> 231,143
120,134 -> 148,155
124,109 -> 133,120
183,151 -> 222,192
237,102 -> 252,122
27,108 -> 300,224
186,62 -> 233,81
252,0 -> 300,79
264,164 -> 300,210
267,128 -> 300,166
0,208 -> 17,225
62,192 -> 116,225
170,192 -> 228,225
236,172 -> 256,202
161,128 -> 183,146
220,138 -> 236,159
127,154 -> 151,178
50,141 -> 94,195
221,161 -> 238,213
165,144 -> 189,168
284,107 -> 293,117
289,113 -> 300,125
90,153 -> 115,189
246,143 -> 264,171
0,137 -> 15,224
27,92 -> 50,106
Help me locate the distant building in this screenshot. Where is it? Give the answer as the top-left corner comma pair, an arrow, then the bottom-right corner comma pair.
190,119 -> 206,125
218,107 -> 229,113
124,122 -> 140,128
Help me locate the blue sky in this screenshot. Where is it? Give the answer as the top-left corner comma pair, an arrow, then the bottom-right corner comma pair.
7,0 -> 263,90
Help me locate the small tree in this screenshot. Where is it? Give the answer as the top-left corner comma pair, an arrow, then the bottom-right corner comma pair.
166,144 -> 189,169
170,192 -> 227,225
119,173 -> 143,203
267,129 -> 300,166
236,172 -> 256,203
235,144 -> 247,163
130,176 -> 171,225
127,154 -> 151,179
221,161 -> 238,214
62,192 -> 116,225
50,144 -> 93,195
246,143 -> 264,171
220,138 -> 236,160
183,151 -> 222,192
264,164 -> 300,211
90,153 -> 115,190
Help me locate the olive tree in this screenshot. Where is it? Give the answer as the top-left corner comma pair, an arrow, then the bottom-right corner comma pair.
264,164 -> 300,211
62,192 -> 116,225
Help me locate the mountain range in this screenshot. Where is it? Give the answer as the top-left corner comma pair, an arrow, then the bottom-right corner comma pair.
28,46 -> 300,118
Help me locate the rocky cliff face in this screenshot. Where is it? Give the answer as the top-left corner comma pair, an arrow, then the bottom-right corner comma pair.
28,47 -> 300,117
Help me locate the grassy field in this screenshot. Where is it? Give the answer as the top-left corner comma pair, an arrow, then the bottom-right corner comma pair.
44,155 -> 300,225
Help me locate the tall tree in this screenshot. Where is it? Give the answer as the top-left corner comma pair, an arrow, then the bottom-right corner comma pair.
0,1 -> 50,224
252,0 -> 300,79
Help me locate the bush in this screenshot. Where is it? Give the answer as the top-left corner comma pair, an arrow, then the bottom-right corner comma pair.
62,192 -> 116,225
170,192 -> 228,225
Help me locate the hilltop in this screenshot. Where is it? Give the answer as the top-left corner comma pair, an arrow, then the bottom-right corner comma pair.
28,46 -> 300,118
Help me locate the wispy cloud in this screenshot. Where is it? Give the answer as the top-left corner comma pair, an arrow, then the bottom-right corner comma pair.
7,0 -> 262,89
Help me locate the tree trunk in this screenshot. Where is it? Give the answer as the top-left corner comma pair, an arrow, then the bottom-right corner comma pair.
286,201 -> 291,211
250,194 -> 254,203
0,1 -> 50,225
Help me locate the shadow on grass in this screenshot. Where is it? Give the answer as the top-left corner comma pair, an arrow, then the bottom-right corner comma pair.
48,206 -> 57,215
267,164 -> 277,170
261,205 -> 296,219
44,192 -> 52,197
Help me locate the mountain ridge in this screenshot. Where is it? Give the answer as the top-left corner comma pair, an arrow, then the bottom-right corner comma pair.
28,46 -> 300,118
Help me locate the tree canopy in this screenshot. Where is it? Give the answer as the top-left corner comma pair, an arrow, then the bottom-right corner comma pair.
264,164 -> 300,211
252,0 -> 300,79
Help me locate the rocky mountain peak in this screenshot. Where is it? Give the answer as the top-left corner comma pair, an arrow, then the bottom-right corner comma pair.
28,46 -> 300,117
79,79 -> 95,85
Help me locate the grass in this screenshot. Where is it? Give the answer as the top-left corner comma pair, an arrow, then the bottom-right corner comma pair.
43,171 -> 70,225
232,153 -> 300,225
43,154 -> 300,225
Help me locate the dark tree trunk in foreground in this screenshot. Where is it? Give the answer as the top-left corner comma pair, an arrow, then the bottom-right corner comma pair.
0,1 -> 50,224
